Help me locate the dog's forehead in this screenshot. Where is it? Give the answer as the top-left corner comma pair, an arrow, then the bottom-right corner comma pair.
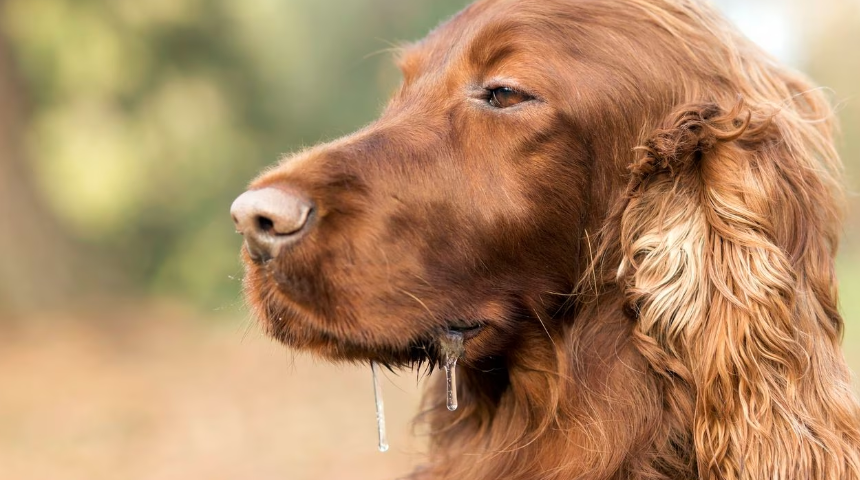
396,0 -> 633,84
397,1 -> 559,70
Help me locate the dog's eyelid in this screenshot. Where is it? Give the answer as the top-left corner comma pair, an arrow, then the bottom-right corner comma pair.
484,79 -> 535,94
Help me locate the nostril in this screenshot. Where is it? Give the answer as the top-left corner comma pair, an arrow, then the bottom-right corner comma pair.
256,215 -> 275,234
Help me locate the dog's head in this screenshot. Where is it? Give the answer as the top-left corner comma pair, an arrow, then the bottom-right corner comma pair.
233,0 -> 630,367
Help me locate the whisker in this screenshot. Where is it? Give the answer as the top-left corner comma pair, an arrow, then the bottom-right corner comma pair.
397,288 -> 436,319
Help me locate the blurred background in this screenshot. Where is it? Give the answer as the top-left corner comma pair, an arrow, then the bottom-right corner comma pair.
0,0 -> 857,479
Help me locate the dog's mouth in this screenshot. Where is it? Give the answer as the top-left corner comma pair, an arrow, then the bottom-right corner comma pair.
259,292 -> 486,371
447,322 -> 483,339
370,321 -> 484,372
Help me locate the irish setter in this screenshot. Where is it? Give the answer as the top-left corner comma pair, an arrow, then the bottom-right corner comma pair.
230,0 -> 860,478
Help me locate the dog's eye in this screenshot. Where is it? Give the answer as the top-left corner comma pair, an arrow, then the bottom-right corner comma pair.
488,87 -> 531,108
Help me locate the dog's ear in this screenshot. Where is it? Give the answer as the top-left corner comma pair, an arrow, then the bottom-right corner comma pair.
616,99 -> 860,479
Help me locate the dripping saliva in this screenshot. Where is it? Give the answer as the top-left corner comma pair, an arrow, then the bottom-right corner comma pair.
370,360 -> 389,452
438,330 -> 465,411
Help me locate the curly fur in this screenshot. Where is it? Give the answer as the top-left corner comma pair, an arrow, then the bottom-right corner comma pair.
615,100 -> 860,479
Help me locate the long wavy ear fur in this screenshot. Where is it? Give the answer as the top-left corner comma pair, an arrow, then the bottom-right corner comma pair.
617,99 -> 860,479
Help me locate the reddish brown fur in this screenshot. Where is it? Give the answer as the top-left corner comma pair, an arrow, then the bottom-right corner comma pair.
237,0 -> 860,478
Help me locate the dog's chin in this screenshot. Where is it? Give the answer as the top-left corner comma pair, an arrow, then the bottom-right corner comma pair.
257,300 -> 486,370
273,326 -> 439,368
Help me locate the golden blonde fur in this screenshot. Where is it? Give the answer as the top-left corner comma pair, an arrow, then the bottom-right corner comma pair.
608,2 -> 860,478
617,100 -> 860,478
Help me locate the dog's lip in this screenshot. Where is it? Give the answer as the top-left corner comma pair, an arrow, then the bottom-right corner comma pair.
447,322 -> 483,340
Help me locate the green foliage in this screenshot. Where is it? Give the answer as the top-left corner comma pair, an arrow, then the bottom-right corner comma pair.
836,255 -> 860,393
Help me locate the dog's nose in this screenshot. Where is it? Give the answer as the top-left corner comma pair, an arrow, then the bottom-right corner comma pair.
230,187 -> 314,262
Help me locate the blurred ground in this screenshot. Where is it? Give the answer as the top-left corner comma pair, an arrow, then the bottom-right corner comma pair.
1,302 -> 857,480
0,305 -> 425,480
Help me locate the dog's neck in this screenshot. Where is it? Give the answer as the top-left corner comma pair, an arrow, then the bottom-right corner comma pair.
415,292 -> 694,480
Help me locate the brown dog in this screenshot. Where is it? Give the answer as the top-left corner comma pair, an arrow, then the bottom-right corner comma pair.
230,0 -> 860,478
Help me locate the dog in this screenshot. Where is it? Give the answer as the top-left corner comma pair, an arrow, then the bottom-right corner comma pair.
230,0 -> 860,478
